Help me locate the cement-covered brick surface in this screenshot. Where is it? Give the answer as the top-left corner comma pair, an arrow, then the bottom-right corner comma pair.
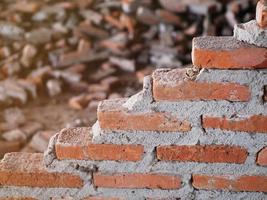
0,153 -> 83,188
152,68 -> 251,101
193,174 -> 267,192
55,127 -> 144,161
234,20 -> 267,48
192,36 -> 267,69
98,98 -> 191,132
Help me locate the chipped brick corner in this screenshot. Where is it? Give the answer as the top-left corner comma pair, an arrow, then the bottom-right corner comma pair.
0,4 -> 267,200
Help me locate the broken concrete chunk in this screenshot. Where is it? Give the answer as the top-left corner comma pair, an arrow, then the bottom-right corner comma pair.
123,76 -> 153,111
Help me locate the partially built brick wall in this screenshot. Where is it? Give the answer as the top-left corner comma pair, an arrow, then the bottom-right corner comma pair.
0,1 -> 267,200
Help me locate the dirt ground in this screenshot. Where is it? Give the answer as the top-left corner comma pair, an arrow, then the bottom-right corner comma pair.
21,93 -> 97,132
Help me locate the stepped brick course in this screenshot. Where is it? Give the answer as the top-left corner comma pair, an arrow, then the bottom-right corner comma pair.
153,68 -> 251,101
0,153 -> 83,188
0,3 -> 266,199
192,36 -> 267,69
93,173 -> 181,189
55,127 -> 143,161
98,99 -> 191,132
157,145 -> 248,163
203,115 -> 267,133
193,175 -> 267,192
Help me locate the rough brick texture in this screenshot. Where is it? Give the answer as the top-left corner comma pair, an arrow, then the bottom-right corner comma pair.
152,68 -> 250,102
193,175 -> 267,192
0,153 -> 83,188
256,0 -> 267,28
93,173 -> 181,189
203,115 -> 267,133
55,127 -> 143,161
257,147 -> 267,166
192,36 -> 267,69
157,145 -> 247,164
98,99 -> 191,132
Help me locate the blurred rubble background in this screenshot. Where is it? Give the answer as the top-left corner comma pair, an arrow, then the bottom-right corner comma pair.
0,0 -> 258,157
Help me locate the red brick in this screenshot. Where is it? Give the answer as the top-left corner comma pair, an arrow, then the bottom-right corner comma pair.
257,147 -> 267,166
192,36 -> 267,69
193,174 -> 267,192
93,173 -> 181,189
152,68 -> 250,102
202,115 -> 267,133
98,99 -> 191,132
0,153 -> 83,188
55,127 -> 143,161
157,145 -> 247,164
256,0 -> 267,28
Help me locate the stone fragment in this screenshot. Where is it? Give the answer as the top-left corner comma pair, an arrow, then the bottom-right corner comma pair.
25,28 -> 52,45
109,57 -> 135,72
2,129 -> 26,143
46,79 -> 62,97
20,45 -> 37,68
0,22 -> 24,40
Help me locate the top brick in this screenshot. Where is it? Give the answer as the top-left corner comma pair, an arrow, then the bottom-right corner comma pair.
0,152 -> 83,188
256,0 -> 267,28
192,36 -> 267,69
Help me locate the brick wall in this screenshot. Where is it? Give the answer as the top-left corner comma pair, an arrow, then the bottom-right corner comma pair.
0,4 -> 266,199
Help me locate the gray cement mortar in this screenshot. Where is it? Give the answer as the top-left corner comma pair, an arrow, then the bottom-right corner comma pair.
123,75 -> 154,112
234,20 -> 267,48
